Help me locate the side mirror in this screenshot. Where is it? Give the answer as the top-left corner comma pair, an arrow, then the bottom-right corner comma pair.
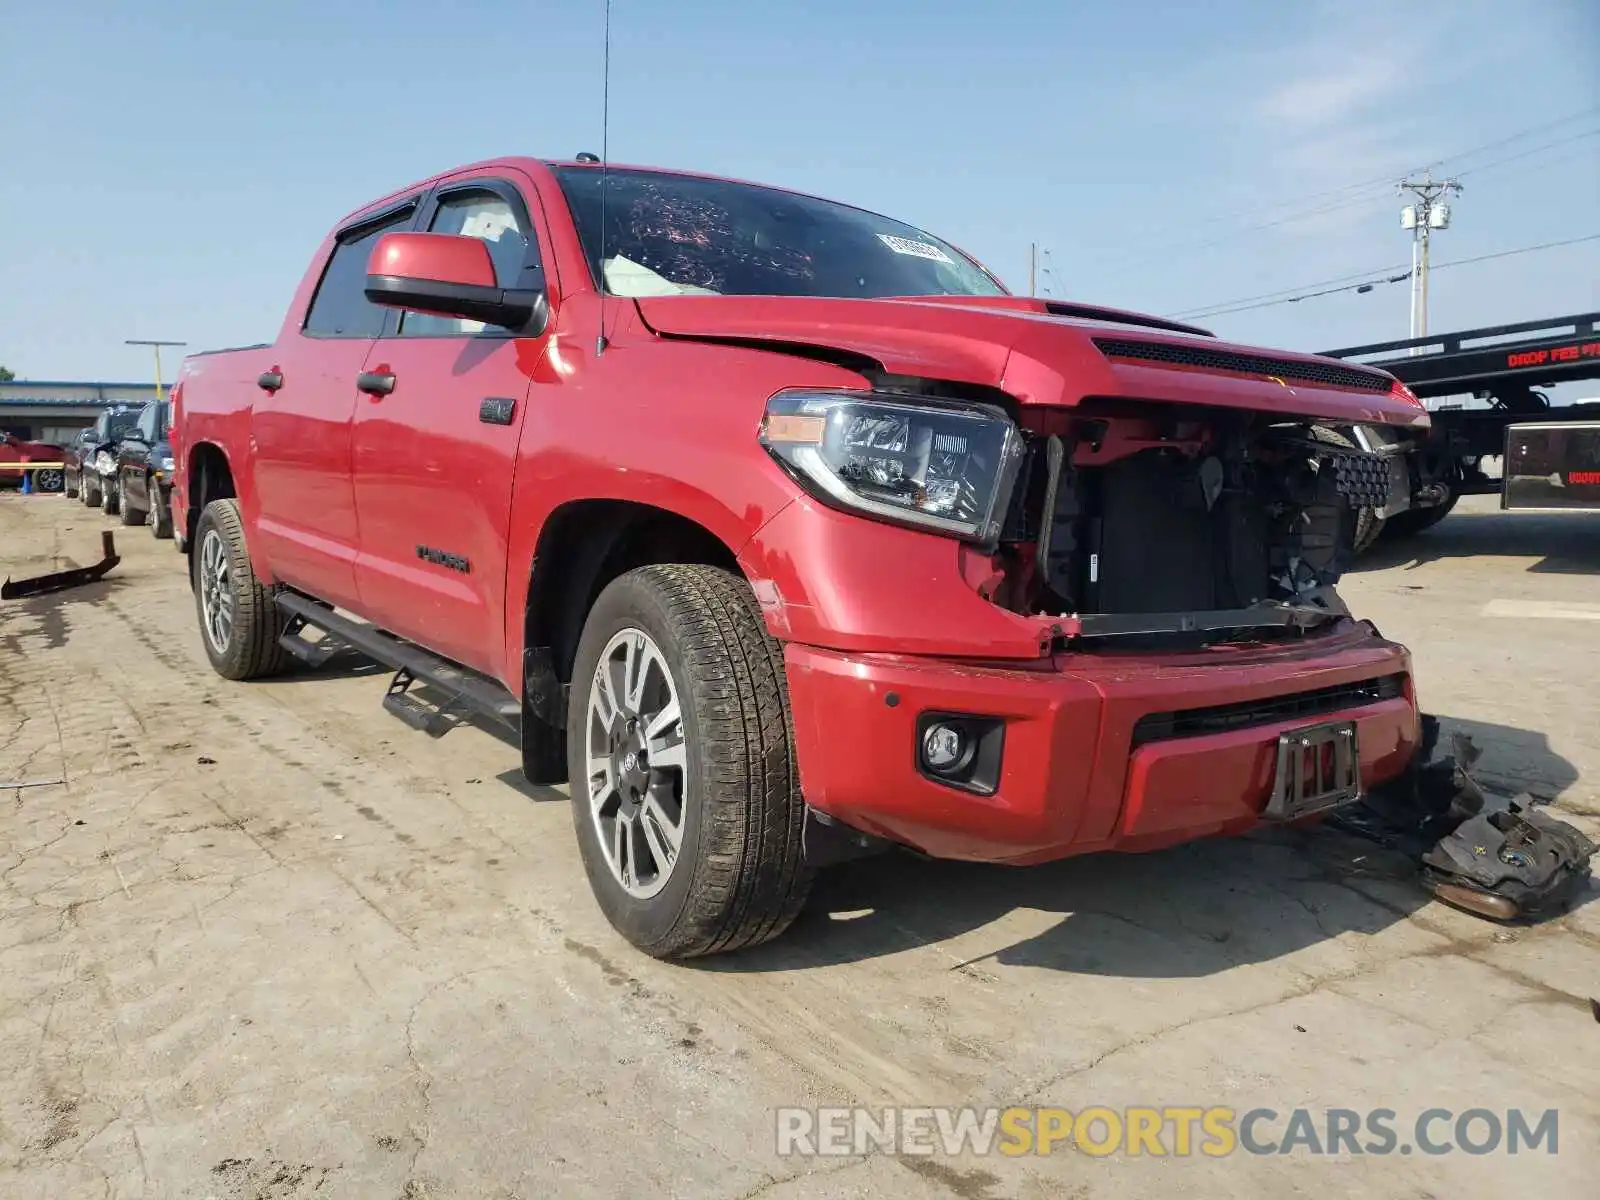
364,232 -> 548,333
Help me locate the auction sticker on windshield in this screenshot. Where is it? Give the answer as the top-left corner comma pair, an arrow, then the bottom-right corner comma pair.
877,233 -> 954,264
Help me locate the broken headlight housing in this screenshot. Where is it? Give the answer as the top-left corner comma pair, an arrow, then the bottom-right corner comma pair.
760,390 -> 1023,544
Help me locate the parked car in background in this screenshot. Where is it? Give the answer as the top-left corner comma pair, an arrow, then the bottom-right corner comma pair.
114,399 -> 176,538
0,431 -> 67,492
63,404 -> 144,510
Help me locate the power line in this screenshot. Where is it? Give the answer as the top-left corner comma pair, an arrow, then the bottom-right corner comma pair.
1433,232 -> 1600,271
1169,233 -> 1600,321
1177,272 -> 1412,320
1078,105 -> 1600,268
1455,125 -> 1600,177
1167,262 -> 1409,319
1434,106 -> 1599,173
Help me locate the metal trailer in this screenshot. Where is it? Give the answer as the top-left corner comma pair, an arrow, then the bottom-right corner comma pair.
1324,312 -> 1600,537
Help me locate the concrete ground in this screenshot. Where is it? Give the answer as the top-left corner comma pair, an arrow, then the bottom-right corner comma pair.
2,492 -> 1597,1200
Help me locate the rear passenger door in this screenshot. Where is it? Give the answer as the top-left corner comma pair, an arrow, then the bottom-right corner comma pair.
251,200 -> 420,611
350,173 -> 549,679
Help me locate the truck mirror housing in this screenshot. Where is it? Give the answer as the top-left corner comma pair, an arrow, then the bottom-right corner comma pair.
364,232 -> 547,333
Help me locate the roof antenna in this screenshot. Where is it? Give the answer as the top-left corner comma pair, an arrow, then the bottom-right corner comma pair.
595,0 -> 613,357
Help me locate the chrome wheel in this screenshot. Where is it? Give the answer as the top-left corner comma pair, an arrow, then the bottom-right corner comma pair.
585,627 -> 688,899
34,469 -> 63,493
199,529 -> 234,654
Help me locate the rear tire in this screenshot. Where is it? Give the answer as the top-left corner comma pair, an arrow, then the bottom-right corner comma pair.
1382,489 -> 1458,540
1311,425 -> 1384,556
1351,508 -> 1386,554
193,498 -> 287,680
567,564 -> 812,959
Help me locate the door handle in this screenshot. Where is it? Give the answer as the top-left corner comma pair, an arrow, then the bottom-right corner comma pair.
357,369 -> 396,396
257,368 -> 284,392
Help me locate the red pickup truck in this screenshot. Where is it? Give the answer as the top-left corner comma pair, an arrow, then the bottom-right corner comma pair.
172,156 -> 1428,958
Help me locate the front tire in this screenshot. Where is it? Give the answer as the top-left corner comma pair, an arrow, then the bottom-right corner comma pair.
149,486 -> 174,539
101,479 -> 120,515
120,484 -> 146,526
33,468 -> 64,494
567,564 -> 812,959
82,476 -> 101,508
193,499 -> 286,680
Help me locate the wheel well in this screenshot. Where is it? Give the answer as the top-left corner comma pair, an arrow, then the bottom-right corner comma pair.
521,500 -> 742,777
184,443 -> 236,550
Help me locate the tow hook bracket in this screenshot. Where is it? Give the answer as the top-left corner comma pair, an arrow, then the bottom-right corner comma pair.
1,531 -> 120,600
802,808 -> 896,867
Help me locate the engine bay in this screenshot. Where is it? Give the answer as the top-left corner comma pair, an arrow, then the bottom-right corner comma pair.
986,404 -> 1394,636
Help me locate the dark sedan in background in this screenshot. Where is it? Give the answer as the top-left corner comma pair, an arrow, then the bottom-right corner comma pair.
114,399 -> 176,538
64,404 -> 144,510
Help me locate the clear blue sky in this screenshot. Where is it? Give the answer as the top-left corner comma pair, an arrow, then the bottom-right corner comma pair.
2,0 -> 1596,384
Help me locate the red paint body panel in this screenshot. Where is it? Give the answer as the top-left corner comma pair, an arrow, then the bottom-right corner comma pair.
172,153 -> 1425,867
738,493 -> 1057,659
785,630 -> 1418,863
369,232 -> 496,288
635,294 -> 1430,428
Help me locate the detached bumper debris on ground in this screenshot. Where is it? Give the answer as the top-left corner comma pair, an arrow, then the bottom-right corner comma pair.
1331,715 -> 1597,920
0,530 -> 120,600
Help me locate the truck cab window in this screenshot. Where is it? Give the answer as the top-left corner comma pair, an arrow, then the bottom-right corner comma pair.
304,210 -> 416,338
401,191 -> 531,337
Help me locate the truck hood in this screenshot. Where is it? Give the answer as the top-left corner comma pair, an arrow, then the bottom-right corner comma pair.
633,294 -> 1429,428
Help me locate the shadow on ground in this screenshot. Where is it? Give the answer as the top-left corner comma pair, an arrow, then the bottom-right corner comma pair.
702,713 -> 1581,976
1436,713 -> 1584,806
0,577 -> 124,655
1351,509 -> 1600,574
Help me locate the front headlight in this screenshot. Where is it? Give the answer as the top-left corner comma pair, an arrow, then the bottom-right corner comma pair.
759,390 -> 1023,544
160,456 -> 176,472
95,451 -> 116,474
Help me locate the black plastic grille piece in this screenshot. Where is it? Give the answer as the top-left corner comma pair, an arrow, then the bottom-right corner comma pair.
1095,338 -> 1393,392
1130,674 -> 1407,747
1328,449 -> 1393,508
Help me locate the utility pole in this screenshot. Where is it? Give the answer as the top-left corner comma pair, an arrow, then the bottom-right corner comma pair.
1038,248 -> 1058,298
125,339 -> 187,403
1028,242 -> 1037,297
1398,173 -> 1462,350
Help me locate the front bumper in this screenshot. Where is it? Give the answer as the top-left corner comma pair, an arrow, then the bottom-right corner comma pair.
785,622 -> 1420,864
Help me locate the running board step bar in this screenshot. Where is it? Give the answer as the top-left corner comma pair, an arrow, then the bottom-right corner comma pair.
274,592 -> 520,737
276,612 -> 351,668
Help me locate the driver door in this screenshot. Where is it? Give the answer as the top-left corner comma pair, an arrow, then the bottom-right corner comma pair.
350,172 -> 550,678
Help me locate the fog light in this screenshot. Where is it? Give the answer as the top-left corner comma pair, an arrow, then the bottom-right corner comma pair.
914,712 -> 1005,794
921,722 -> 969,774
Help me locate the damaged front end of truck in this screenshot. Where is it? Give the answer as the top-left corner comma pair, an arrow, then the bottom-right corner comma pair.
980,404 -> 1395,646
651,294 -> 1431,653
